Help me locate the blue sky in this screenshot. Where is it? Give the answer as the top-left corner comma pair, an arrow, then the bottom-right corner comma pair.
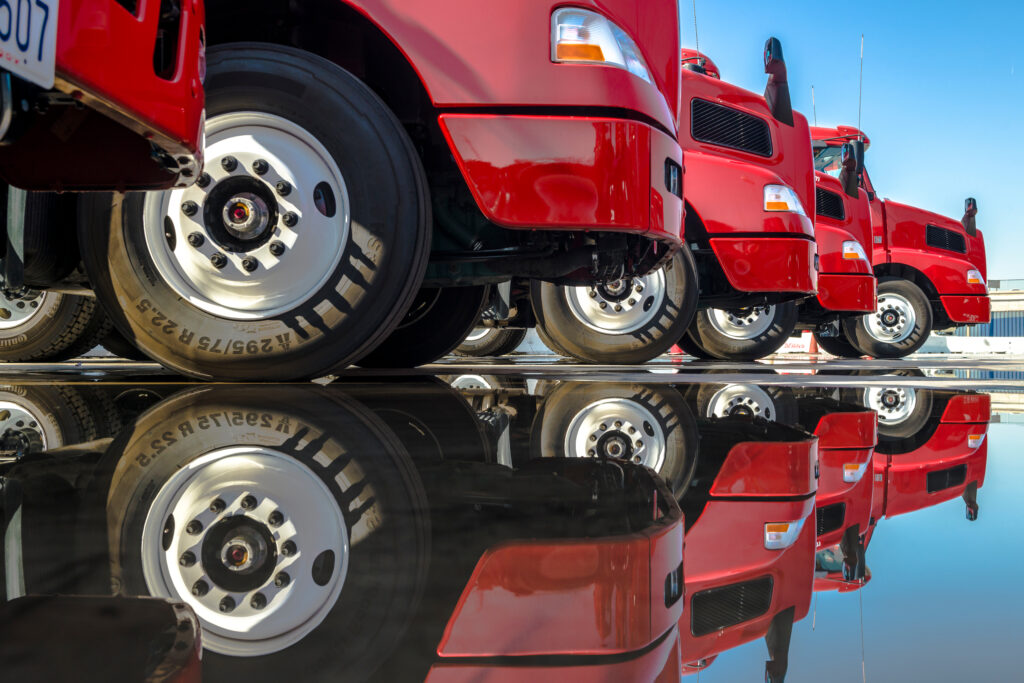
680,1 -> 1022,280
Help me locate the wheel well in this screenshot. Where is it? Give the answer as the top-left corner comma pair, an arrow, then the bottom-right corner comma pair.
873,263 -> 951,327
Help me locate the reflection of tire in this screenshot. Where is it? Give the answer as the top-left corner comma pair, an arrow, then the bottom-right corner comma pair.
531,382 -> 698,495
357,286 -> 489,367
100,327 -> 152,361
695,384 -> 798,426
857,385 -> 934,441
105,386 -> 428,677
0,291 -> 111,362
812,331 -> 863,359
530,249 -> 699,363
80,44 -> 430,380
843,278 -> 931,359
454,327 -> 528,358
0,384 -> 105,452
686,302 -> 798,361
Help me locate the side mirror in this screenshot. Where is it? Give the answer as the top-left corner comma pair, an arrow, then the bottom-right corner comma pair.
838,143 -> 859,198
682,57 -> 707,75
763,37 -> 793,126
962,197 -> 978,236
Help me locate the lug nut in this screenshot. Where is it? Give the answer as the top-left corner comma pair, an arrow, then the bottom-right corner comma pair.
599,423 -> 607,431
210,252 -> 227,269
282,211 -> 298,227
275,180 -> 291,196
614,421 -> 623,428
627,298 -> 637,305
281,540 -> 297,557
250,593 -> 267,610
187,232 -> 205,248
240,495 -> 257,510
221,156 -> 238,172
635,284 -> 644,292
269,241 -> 286,256
274,572 -> 290,587
186,520 -> 203,535
179,551 -> 196,567
196,172 -> 212,189
614,304 -> 623,312
242,257 -> 259,272
599,302 -> 607,309
182,200 -> 199,217
191,580 -> 209,597
219,596 -> 236,613
252,159 -> 269,175
268,510 -> 284,527
209,498 -> 226,513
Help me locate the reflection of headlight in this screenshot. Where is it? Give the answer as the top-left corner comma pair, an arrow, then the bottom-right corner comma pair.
842,240 -> 869,262
763,185 -> 806,215
842,462 -> 869,483
968,432 -> 986,449
551,8 -> 652,84
966,269 -> 986,290
765,520 -> 804,550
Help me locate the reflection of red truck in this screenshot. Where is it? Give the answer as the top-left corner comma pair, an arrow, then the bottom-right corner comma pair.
811,126 -> 990,358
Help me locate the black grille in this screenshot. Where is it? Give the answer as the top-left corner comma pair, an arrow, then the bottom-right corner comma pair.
691,576 -> 773,636
926,225 -> 967,254
691,99 -> 772,157
815,503 -> 846,536
926,464 -> 967,493
816,187 -> 845,221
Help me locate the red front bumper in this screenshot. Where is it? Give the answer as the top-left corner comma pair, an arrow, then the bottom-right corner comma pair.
710,236 -> 818,294
440,114 -> 683,245
816,273 -> 877,313
940,295 -> 991,324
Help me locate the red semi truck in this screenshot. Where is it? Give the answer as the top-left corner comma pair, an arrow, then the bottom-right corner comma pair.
810,126 -> 990,358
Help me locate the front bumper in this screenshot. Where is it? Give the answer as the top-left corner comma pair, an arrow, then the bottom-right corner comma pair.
816,273 -> 877,313
440,114 -> 683,245
940,295 -> 991,324
709,235 -> 818,294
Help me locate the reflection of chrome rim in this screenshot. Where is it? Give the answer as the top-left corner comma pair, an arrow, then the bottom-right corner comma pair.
144,111 -> 350,320
0,397 -> 51,451
464,327 -> 492,343
449,374 -> 494,391
0,289 -> 46,329
564,398 -> 666,471
141,447 -> 349,657
564,269 -> 667,334
707,305 -> 775,340
864,386 -> 916,425
704,384 -> 777,420
865,293 -> 915,343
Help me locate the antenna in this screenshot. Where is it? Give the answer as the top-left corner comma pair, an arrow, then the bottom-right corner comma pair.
858,34 -> 864,132
692,0 -> 700,54
858,581 -> 867,683
812,85 -> 817,126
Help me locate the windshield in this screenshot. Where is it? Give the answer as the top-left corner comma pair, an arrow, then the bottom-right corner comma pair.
814,145 -> 843,177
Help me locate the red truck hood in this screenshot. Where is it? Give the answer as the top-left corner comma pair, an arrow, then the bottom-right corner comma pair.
882,200 -> 987,279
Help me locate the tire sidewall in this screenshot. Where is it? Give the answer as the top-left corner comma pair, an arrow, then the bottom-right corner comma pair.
690,301 -> 798,361
844,278 -> 932,359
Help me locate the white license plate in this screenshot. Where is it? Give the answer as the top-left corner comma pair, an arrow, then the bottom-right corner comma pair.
0,0 -> 58,89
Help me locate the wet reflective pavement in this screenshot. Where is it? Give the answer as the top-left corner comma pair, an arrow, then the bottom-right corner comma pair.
0,364 -> 1018,681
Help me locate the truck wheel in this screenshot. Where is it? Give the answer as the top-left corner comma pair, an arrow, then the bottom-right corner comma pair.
812,330 -> 863,359
676,331 -> 714,359
860,384 -> 933,441
100,328 -> 151,361
695,383 -> 798,425
79,44 -> 430,380
686,302 -> 798,361
356,286 -> 489,368
454,327 -> 528,358
531,382 -> 698,495
530,249 -> 699,364
842,279 -> 931,359
0,290 -> 111,362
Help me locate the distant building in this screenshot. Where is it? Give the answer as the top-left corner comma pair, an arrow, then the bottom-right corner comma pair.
951,280 -> 1024,337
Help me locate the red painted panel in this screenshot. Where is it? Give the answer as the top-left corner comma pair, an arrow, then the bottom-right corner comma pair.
812,410 -> 877,450
709,440 -> 818,498
940,295 -> 991,324
709,237 -> 817,294
940,393 -> 992,424
887,431 -> 988,519
816,273 -> 877,313
815,448 -> 875,549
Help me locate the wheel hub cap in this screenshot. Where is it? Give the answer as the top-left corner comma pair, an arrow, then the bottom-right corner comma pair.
221,193 -> 270,241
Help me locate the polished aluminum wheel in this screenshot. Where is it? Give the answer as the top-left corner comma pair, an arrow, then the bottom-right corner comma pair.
865,293 -> 916,343
706,305 -> 775,340
564,269 -> 666,334
864,386 -> 917,425
703,384 -> 778,421
0,289 -> 46,330
563,398 -> 666,471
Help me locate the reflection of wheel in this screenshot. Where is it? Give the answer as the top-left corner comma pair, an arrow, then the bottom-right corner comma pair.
812,331 -> 863,359
357,286 -> 489,367
843,278 -> 931,358
100,328 -> 152,361
454,327 -> 528,358
0,290 -> 110,362
106,386 -> 428,675
685,301 -> 797,361
532,382 -> 698,494
861,385 -> 933,439
80,44 -> 430,380
0,385 -> 105,453
530,249 -> 699,363
696,384 -> 797,426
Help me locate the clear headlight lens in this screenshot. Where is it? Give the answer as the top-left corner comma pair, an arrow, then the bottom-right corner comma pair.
842,240 -> 869,262
551,8 -> 652,84
966,269 -> 986,289
842,462 -> 869,483
764,184 -> 806,215
764,520 -> 805,550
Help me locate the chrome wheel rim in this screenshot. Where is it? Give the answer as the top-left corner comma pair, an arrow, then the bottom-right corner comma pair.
564,398 -> 666,471
864,386 -> 916,425
141,447 -> 349,656
0,396 -> 54,451
865,293 -> 916,343
144,112 -> 351,320
707,305 -> 775,340
464,327 -> 492,343
0,289 -> 47,329
564,269 -> 667,334
704,384 -> 778,420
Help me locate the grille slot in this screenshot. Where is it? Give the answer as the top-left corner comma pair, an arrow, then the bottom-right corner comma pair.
926,225 -> 967,254
691,576 -> 773,636
926,464 -> 967,493
815,187 -> 845,221
691,99 -> 772,157
815,503 -> 846,536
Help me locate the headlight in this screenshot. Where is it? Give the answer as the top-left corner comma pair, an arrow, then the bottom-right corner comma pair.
763,185 -> 806,215
966,269 -> 986,289
764,520 -> 804,550
968,432 -> 986,449
551,8 -> 652,84
842,462 -> 869,483
842,240 -> 869,262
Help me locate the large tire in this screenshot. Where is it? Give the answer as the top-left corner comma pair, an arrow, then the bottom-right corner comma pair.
530,249 -> 699,364
676,330 -> 714,359
99,327 -> 152,361
842,278 -> 932,359
0,290 -> 111,362
685,301 -> 798,361
356,286 -> 489,368
79,44 -> 430,380
531,382 -> 698,495
812,330 -> 864,359
104,385 -> 429,678
453,326 -> 528,358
